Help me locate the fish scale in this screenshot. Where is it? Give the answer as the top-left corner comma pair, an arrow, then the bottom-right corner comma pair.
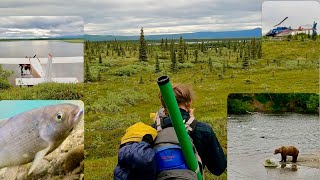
0,109 -> 48,168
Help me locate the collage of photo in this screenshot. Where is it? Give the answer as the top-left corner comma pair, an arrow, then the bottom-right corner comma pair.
0,1 -> 319,180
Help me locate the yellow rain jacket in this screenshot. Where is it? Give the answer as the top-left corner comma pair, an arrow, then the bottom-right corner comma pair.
121,122 -> 157,145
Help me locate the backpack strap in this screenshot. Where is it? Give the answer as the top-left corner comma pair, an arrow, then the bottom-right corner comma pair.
157,112 -> 197,133
184,116 -> 195,132
155,112 -> 163,131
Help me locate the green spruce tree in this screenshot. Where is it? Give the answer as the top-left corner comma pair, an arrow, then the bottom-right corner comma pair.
165,38 -> 168,51
160,38 -> 164,51
99,53 -> 102,63
194,49 -> 199,63
84,59 -> 91,82
177,36 -> 185,63
208,57 -> 213,72
242,51 -> 249,70
201,41 -> 205,52
170,40 -> 177,73
139,27 -> 148,62
155,54 -> 161,73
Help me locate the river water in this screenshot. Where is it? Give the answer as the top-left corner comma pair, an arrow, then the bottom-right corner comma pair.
228,113 -> 320,180
0,40 -> 83,58
0,40 -> 83,84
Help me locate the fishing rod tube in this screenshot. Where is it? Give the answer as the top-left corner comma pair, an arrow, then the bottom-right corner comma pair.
157,75 -> 203,180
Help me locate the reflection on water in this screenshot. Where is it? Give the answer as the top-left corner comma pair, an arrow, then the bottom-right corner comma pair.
228,113 -> 320,180
0,40 -> 83,58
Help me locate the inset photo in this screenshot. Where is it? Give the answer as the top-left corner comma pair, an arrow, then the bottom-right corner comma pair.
262,1 -> 319,88
227,93 -> 320,180
0,100 -> 84,180
0,16 -> 84,87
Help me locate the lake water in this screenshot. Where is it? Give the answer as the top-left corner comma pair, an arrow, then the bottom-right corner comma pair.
0,40 -> 83,58
0,40 -> 84,84
228,113 -> 320,180
0,100 -> 84,119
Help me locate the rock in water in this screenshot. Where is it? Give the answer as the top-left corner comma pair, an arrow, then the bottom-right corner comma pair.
263,158 -> 279,167
0,103 -> 84,175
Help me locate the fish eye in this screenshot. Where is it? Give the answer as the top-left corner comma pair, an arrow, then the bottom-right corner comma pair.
56,112 -> 63,122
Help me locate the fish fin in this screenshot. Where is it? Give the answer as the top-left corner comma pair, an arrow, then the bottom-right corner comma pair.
28,146 -> 51,175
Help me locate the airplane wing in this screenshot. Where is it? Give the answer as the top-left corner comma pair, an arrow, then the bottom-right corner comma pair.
0,56 -> 83,64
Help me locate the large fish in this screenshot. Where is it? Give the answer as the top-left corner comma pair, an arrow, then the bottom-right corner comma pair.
0,103 -> 84,175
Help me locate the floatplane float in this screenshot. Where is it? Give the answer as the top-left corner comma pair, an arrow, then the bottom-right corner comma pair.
0,54 -> 83,86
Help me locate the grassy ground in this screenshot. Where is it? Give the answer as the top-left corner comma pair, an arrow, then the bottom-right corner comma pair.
81,38 -> 318,179
63,39 -> 84,43
0,37 -> 318,180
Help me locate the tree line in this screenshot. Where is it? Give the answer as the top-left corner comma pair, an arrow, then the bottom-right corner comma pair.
84,27 -> 263,82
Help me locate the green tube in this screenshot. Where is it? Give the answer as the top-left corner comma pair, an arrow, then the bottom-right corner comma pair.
157,75 -> 203,180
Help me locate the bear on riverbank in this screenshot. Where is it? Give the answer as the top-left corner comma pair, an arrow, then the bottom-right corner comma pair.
274,146 -> 299,162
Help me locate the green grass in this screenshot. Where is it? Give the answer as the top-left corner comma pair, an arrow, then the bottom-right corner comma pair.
82,38 -> 318,179
63,39 -> 84,43
0,83 -> 83,100
1,38 -> 319,179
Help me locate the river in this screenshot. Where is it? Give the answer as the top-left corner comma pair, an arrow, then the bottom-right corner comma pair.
0,40 -> 83,58
0,40 -> 83,84
228,113 -> 320,180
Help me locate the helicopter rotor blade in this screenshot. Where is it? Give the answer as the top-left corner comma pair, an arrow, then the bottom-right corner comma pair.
273,17 -> 288,27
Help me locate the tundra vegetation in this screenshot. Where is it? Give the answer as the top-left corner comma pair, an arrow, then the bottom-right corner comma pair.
228,93 -> 319,114
0,31 -> 319,179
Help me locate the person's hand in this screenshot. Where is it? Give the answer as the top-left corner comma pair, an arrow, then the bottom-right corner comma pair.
150,113 -> 156,120
189,108 -> 195,118
142,134 -> 154,145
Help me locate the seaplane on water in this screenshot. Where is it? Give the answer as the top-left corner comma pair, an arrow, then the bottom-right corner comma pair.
266,17 -> 317,37
0,54 -> 83,86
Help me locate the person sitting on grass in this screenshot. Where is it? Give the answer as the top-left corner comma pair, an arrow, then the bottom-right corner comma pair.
152,84 -> 227,177
114,122 -> 157,180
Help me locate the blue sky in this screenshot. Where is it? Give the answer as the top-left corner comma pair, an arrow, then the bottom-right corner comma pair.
0,0 -> 318,36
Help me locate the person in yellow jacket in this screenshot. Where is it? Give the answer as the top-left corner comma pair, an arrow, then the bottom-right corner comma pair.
114,122 -> 157,180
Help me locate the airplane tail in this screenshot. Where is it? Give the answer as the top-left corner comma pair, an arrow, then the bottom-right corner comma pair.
312,21 -> 317,35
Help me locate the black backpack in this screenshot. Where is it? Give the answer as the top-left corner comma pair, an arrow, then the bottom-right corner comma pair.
154,114 -> 203,180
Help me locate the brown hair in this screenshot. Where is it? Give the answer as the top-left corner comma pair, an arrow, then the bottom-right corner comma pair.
159,84 -> 194,112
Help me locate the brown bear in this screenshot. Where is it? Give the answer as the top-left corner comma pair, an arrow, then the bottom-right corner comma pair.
274,146 -> 299,162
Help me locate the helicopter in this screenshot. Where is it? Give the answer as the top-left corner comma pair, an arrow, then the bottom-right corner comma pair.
266,17 -> 317,37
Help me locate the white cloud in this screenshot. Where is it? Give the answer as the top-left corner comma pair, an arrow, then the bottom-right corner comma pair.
0,16 -> 83,39
4,0 -> 317,35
